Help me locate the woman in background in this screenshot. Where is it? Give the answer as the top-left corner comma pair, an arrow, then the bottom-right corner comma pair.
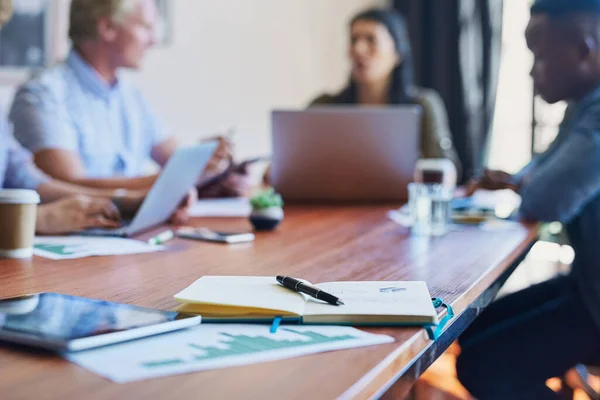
312,8 -> 461,173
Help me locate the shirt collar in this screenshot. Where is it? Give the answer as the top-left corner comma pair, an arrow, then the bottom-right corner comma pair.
67,49 -> 120,100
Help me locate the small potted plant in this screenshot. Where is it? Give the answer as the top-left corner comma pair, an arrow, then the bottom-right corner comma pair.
249,188 -> 284,231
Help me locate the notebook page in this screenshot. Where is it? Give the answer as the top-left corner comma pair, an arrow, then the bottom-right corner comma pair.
174,276 -> 307,316
303,281 -> 437,322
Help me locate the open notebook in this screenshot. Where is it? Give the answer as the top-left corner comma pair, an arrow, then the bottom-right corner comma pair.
174,276 -> 439,326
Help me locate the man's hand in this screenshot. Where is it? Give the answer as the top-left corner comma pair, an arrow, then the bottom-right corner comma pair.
110,185 -> 196,226
110,189 -> 147,218
170,189 -> 197,225
466,169 -> 518,196
198,161 -> 257,198
203,136 -> 233,178
36,196 -> 121,235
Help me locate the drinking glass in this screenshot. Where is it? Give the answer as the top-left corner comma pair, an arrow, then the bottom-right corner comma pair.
408,183 -> 452,236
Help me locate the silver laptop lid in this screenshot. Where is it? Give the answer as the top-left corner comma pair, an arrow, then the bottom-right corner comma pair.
271,107 -> 422,202
125,142 -> 218,236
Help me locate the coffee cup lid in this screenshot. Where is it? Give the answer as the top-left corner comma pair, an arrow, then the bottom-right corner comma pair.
0,189 -> 41,204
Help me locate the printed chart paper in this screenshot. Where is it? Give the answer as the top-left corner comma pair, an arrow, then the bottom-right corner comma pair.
66,324 -> 394,383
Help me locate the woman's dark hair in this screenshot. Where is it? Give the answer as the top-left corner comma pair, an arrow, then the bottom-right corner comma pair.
334,8 -> 417,105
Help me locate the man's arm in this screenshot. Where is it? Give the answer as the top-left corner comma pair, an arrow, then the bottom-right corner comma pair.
3,115 -> 118,201
151,137 -> 177,167
34,178 -> 147,219
36,196 -> 121,234
152,138 -> 177,167
35,178 -> 131,203
10,81 -> 158,191
4,133 -> 139,228
33,149 -> 157,191
519,122 -> 600,223
511,123 -> 572,190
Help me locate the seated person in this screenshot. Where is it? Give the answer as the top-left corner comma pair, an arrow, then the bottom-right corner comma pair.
311,8 -> 461,173
457,1 -> 600,398
0,0 -> 123,235
3,135 -> 116,234
9,0 -> 245,196
2,115 -> 191,234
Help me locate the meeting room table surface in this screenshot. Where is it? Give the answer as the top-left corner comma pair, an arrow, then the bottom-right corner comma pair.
0,205 -> 537,400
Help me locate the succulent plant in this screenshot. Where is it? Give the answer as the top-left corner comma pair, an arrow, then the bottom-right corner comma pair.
250,188 -> 283,210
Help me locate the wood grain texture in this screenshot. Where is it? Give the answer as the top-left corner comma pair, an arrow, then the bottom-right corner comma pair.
0,206 -> 537,400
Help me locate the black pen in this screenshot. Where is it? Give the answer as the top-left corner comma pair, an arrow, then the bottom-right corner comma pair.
276,276 -> 345,306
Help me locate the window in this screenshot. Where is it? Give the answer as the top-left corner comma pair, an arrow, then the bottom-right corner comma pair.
0,0 -> 49,68
488,0 -> 566,173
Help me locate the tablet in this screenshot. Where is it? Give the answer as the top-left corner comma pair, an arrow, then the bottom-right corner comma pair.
0,293 -> 201,352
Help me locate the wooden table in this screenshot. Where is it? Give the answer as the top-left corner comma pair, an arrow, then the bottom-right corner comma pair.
0,205 -> 537,400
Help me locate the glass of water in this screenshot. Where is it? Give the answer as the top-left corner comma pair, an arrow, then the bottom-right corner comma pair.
408,183 -> 452,236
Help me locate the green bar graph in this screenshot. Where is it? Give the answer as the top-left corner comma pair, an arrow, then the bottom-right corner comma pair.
142,359 -> 185,368
192,330 -> 356,361
34,244 -> 77,256
141,328 -> 358,369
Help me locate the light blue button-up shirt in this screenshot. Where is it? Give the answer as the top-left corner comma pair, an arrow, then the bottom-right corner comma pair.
0,111 -> 49,190
9,49 -> 170,178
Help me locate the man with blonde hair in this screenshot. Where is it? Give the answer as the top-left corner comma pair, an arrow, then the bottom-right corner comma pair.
0,0 -> 150,234
9,0 -> 240,196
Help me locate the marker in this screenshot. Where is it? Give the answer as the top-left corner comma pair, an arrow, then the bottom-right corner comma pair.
148,230 -> 174,246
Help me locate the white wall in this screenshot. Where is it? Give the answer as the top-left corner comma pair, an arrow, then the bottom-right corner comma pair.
1,0 -> 388,158
125,0 -> 389,159
2,0 -> 389,159
1,0 -> 388,159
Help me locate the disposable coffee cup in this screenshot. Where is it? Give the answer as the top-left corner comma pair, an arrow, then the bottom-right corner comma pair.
0,189 -> 40,259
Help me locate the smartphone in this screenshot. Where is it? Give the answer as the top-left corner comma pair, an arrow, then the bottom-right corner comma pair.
177,227 -> 255,244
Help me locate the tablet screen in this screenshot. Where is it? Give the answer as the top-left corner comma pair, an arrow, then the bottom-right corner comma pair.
0,293 -> 182,341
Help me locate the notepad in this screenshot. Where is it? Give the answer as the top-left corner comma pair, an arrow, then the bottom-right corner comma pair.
174,276 -> 439,326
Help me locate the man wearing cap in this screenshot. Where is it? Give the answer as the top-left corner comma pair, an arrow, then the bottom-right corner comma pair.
458,0 -> 600,398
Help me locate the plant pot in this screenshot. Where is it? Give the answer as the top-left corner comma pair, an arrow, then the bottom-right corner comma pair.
249,207 -> 284,231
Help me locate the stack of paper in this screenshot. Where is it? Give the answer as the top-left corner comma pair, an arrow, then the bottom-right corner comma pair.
34,237 -> 165,260
189,198 -> 252,218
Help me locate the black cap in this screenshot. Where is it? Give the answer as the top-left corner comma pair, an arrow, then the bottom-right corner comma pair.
531,0 -> 600,16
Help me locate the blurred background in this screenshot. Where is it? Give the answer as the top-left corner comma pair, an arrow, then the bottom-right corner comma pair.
0,1 -> 587,398
0,0 -> 566,177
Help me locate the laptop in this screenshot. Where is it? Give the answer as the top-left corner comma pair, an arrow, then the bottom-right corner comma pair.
271,107 -> 422,202
82,142 -> 218,237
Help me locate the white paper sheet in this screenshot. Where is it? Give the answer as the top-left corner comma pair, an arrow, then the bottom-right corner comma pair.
189,198 -> 252,217
388,189 -> 522,227
34,236 -> 165,260
471,189 -> 521,217
65,324 -> 394,383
